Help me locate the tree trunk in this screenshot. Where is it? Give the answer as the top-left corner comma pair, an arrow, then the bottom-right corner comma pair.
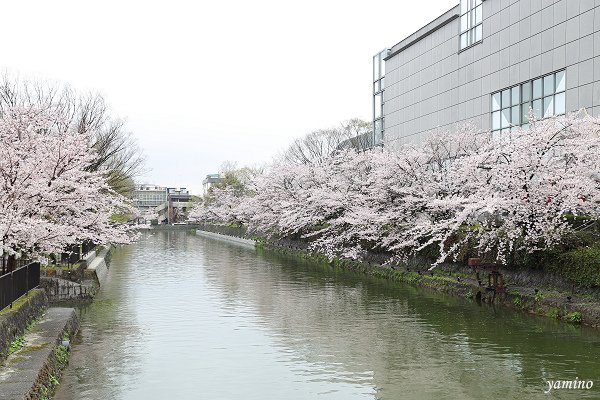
7,254 -> 16,273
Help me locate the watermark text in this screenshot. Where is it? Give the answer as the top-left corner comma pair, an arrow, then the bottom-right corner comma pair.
545,378 -> 593,394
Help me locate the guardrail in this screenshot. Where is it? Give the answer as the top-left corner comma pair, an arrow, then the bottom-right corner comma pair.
0,262 -> 41,311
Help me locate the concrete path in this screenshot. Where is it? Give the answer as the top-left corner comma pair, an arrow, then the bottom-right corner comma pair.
0,308 -> 77,400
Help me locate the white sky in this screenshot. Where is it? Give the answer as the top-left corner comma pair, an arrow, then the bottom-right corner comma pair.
1,0 -> 457,195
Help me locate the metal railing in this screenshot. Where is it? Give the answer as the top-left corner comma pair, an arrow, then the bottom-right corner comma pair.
60,244 -> 81,266
0,257 -> 29,276
82,240 -> 95,256
0,262 -> 41,311
59,241 -> 95,266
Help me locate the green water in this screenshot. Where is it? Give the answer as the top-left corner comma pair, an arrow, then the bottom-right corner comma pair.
54,231 -> 600,399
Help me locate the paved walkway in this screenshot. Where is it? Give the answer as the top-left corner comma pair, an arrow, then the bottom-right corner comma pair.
0,308 -> 76,400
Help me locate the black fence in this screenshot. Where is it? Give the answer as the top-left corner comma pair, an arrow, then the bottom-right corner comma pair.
82,240 -> 95,255
0,257 -> 29,276
0,262 -> 41,311
60,244 -> 81,265
59,241 -> 95,266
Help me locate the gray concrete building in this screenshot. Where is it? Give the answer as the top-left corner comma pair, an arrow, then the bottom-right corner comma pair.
202,173 -> 223,195
131,184 -> 167,212
374,0 -> 600,148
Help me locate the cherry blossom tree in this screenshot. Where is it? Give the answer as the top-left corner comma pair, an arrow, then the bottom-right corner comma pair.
190,113 -> 600,269
419,113 -> 600,267
0,74 -> 145,196
141,209 -> 159,224
0,106 -> 135,262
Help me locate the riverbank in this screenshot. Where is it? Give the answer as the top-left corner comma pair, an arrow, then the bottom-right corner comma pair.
40,246 -> 111,303
0,308 -> 79,400
196,226 -> 600,329
0,288 -> 79,400
0,289 -> 48,361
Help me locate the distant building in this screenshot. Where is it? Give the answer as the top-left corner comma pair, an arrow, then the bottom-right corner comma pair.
131,184 -> 167,213
131,184 -> 195,224
166,187 -> 192,223
202,173 -> 223,195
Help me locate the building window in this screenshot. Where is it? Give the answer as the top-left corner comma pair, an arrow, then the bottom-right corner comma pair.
373,49 -> 389,146
460,0 -> 482,50
491,70 -> 566,135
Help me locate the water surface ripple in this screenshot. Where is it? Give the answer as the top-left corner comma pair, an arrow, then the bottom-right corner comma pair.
55,231 -> 600,399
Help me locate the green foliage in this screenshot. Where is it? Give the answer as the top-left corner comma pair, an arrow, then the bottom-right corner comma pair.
25,318 -> 38,332
39,385 -> 49,400
549,243 -> 600,287
8,335 -> 25,354
110,212 -> 132,223
566,311 -> 582,324
55,344 -> 69,364
534,291 -> 545,302
5,317 -> 39,354
513,296 -> 523,308
546,307 -> 560,319
49,374 -> 60,386
209,163 -> 258,198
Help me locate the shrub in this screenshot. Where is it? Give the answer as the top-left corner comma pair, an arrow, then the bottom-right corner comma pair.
549,244 -> 600,288
566,311 -> 583,324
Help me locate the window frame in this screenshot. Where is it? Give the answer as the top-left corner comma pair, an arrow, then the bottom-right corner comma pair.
459,0 -> 483,51
490,70 -> 566,135
373,49 -> 389,146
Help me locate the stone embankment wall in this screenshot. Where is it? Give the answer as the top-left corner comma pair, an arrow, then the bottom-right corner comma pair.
150,224 -> 202,231
84,247 -> 110,285
40,278 -> 95,302
41,247 -> 111,303
0,289 -> 48,360
195,230 -> 256,248
0,308 -> 79,400
195,224 -> 248,238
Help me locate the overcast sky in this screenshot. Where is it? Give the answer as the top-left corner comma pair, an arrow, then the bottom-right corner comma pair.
1,0 -> 457,194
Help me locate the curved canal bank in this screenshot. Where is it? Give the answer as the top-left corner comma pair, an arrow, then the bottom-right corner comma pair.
54,230 -> 600,399
195,224 -> 600,329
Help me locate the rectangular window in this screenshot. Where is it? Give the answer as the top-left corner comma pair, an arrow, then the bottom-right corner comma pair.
460,0 -> 483,50
373,49 -> 389,146
490,70 -> 566,135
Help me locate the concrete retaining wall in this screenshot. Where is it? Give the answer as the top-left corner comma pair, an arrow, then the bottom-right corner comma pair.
0,308 -> 79,400
40,278 -> 95,302
0,289 -> 48,361
151,224 -> 202,231
86,247 -> 110,285
195,230 -> 256,248
42,247 -> 111,303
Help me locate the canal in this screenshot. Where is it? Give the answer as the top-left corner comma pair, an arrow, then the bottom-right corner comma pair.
55,231 -> 600,399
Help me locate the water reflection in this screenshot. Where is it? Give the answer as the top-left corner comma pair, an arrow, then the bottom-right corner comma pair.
55,231 -> 600,400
